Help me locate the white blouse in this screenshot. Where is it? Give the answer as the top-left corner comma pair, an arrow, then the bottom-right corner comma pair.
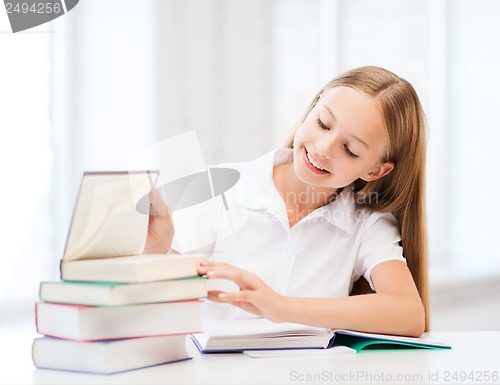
172,148 -> 405,319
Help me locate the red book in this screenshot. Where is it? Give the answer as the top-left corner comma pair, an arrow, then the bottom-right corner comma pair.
35,300 -> 202,341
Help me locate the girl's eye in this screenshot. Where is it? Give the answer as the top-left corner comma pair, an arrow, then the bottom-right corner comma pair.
316,117 -> 358,159
317,118 -> 329,130
344,144 -> 359,159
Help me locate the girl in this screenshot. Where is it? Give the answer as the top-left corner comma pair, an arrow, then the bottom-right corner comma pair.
146,66 -> 428,338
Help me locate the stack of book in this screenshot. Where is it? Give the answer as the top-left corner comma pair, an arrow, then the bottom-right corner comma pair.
32,171 -> 207,374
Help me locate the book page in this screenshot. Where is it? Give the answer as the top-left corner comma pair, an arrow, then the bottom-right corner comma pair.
202,318 -> 331,338
243,346 -> 355,358
63,172 -> 157,261
193,319 -> 333,352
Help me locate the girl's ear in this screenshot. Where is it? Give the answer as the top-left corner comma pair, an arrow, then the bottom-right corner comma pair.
360,161 -> 395,182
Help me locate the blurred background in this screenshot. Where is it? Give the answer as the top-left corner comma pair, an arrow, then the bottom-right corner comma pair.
1,0 -> 499,331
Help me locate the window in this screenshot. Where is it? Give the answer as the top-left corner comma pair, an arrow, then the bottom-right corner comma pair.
0,14 -> 52,304
3,0 -> 499,310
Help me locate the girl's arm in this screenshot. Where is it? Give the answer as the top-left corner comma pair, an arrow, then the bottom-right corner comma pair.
197,260 -> 425,337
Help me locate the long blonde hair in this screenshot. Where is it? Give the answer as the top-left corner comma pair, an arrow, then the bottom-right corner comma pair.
285,66 -> 429,330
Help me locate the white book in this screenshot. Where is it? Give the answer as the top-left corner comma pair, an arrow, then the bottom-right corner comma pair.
32,335 -> 191,374
60,253 -> 207,283
63,171 -> 158,262
59,171 -> 207,283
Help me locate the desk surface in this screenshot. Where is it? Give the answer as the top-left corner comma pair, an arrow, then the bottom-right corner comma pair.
1,329 -> 499,385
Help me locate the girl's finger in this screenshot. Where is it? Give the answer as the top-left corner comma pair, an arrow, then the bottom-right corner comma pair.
201,261 -> 231,269
198,264 -> 231,275
218,290 -> 254,303
207,290 -> 252,305
208,291 -> 261,316
206,267 -> 259,288
207,290 -> 226,302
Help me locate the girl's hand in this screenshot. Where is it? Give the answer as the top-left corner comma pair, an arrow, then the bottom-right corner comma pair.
144,188 -> 175,254
197,262 -> 289,323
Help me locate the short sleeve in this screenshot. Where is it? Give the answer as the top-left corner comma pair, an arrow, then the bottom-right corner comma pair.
353,212 -> 406,291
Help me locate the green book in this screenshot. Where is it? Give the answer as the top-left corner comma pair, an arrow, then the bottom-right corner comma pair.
326,329 -> 451,353
39,276 -> 207,306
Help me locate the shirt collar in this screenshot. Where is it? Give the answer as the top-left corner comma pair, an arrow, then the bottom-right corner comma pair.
234,148 -> 357,234
309,185 -> 358,234
234,148 -> 290,211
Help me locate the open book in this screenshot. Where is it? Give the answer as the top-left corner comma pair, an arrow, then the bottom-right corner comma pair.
60,171 -> 207,283
191,318 -> 451,353
64,171 -> 158,262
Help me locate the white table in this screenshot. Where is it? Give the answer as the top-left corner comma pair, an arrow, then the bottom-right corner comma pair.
2,329 -> 499,385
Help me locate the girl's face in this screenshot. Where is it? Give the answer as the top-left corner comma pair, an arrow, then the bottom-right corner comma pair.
293,86 -> 394,189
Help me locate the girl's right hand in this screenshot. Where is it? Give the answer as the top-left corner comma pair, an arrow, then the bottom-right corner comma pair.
144,188 -> 175,254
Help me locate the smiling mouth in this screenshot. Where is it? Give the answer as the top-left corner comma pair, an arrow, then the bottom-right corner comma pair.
304,148 -> 330,174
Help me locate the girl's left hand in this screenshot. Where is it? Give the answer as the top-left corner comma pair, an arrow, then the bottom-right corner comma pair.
144,188 -> 175,254
197,262 -> 288,323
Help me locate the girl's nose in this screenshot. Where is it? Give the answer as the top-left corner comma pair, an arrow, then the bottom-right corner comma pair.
316,135 -> 336,160
317,147 -> 329,160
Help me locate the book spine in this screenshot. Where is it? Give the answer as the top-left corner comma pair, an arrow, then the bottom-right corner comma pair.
58,259 -> 63,280
38,282 -> 43,302
31,338 -> 37,368
34,302 -> 40,335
